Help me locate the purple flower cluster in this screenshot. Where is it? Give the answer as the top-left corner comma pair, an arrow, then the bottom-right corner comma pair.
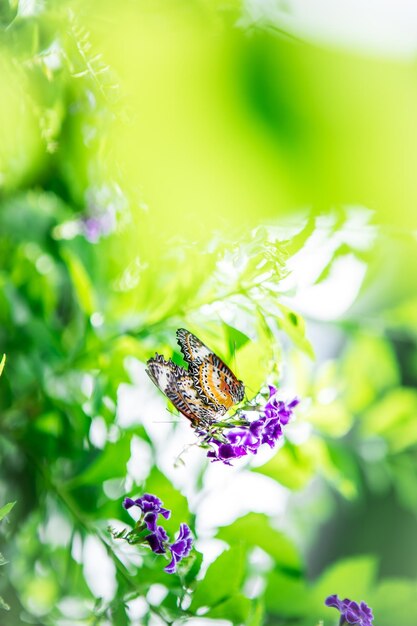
81,214 -> 115,243
80,183 -> 126,243
123,493 -> 192,574
123,493 -> 171,532
325,595 -> 374,626
207,386 -> 299,464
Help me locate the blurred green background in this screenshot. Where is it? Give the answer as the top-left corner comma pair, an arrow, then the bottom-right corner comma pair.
1,0 -> 417,624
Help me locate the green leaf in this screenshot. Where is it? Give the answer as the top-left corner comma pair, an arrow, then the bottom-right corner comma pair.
68,436 -> 132,488
254,442 -> 316,491
0,501 -> 16,522
361,388 -> 417,452
217,513 -> 301,571
0,596 -> 10,611
246,598 -> 265,626
235,328 -> 272,398
254,439 -> 358,498
0,354 -> 5,377
276,304 -> 314,359
342,334 -> 399,413
62,249 -> 96,315
369,578 -> 417,626
264,569 -> 311,617
389,455 -> 417,515
312,555 -> 377,607
190,545 -> 245,610
205,594 -> 252,624
307,401 -> 352,438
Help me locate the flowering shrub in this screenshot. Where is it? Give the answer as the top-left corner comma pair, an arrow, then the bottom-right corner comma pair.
204,386 -> 299,464
114,494 -> 193,574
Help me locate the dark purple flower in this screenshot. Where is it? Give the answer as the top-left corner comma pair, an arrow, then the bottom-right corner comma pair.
146,526 -> 168,554
204,387 -> 299,464
227,427 -> 261,453
325,594 -> 374,626
207,441 -> 248,464
264,386 -> 300,426
260,417 -> 283,448
164,523 -> 193,574
123,493 -> 171,532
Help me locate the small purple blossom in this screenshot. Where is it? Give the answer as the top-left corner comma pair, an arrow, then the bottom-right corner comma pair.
80,183 -> 126,243
119,494 -> 193,575
265,385 -> 300,425
164,523 -> 193,574
325,594 -> 374,626
206,386 -> 299,464
146,526 -> 168,554
207,440 -> 248,463
123,493 -> 171,532
81,214 -> 115,243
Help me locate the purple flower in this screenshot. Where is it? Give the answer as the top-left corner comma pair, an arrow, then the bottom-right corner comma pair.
146,526 -> 168,554
260,416 -> 283,448
325,595 -> 374,626
123,493 -> 171,532
265,385 -> 300,425
228,427 -> 261,453
119,495 -> 193,575
81,213 -> 115,243
205,388 -> 299,464
164,523 -> 193,574
207,441 -> 248,464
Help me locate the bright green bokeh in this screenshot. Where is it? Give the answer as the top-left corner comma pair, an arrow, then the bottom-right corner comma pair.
1,2 -> 417,625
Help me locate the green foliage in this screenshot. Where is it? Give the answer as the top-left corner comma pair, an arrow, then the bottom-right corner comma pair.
0,502 -> 15,611
0,502 -> 15,523
191,545 -> 245,611
1,2 -> 417,625
217,513 -> 301,572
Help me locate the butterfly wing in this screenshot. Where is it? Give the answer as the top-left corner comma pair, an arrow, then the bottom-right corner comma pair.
176,328 -> 212,364
146,354 -> 218,425
191,353 -> 245,411
176,329 -> 245,412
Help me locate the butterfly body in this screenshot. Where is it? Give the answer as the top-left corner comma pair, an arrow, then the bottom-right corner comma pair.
146,329 -> 244,425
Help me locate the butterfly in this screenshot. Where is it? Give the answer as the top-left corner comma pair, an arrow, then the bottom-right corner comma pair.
146,329 -> 245,425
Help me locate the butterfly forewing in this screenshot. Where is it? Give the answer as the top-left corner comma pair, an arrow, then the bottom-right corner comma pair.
176,328 -> 212,364
146,354 -> 218,424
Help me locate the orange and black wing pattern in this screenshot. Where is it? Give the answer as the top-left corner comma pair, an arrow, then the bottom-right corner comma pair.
190,352 -> 245,412
176,328 -> 212,364
146,353 -> 218,425
176,329 -> 245,413
146,329 -> 245,424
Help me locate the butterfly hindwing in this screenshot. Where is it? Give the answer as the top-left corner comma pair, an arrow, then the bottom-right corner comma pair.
146,354 -> 218,424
